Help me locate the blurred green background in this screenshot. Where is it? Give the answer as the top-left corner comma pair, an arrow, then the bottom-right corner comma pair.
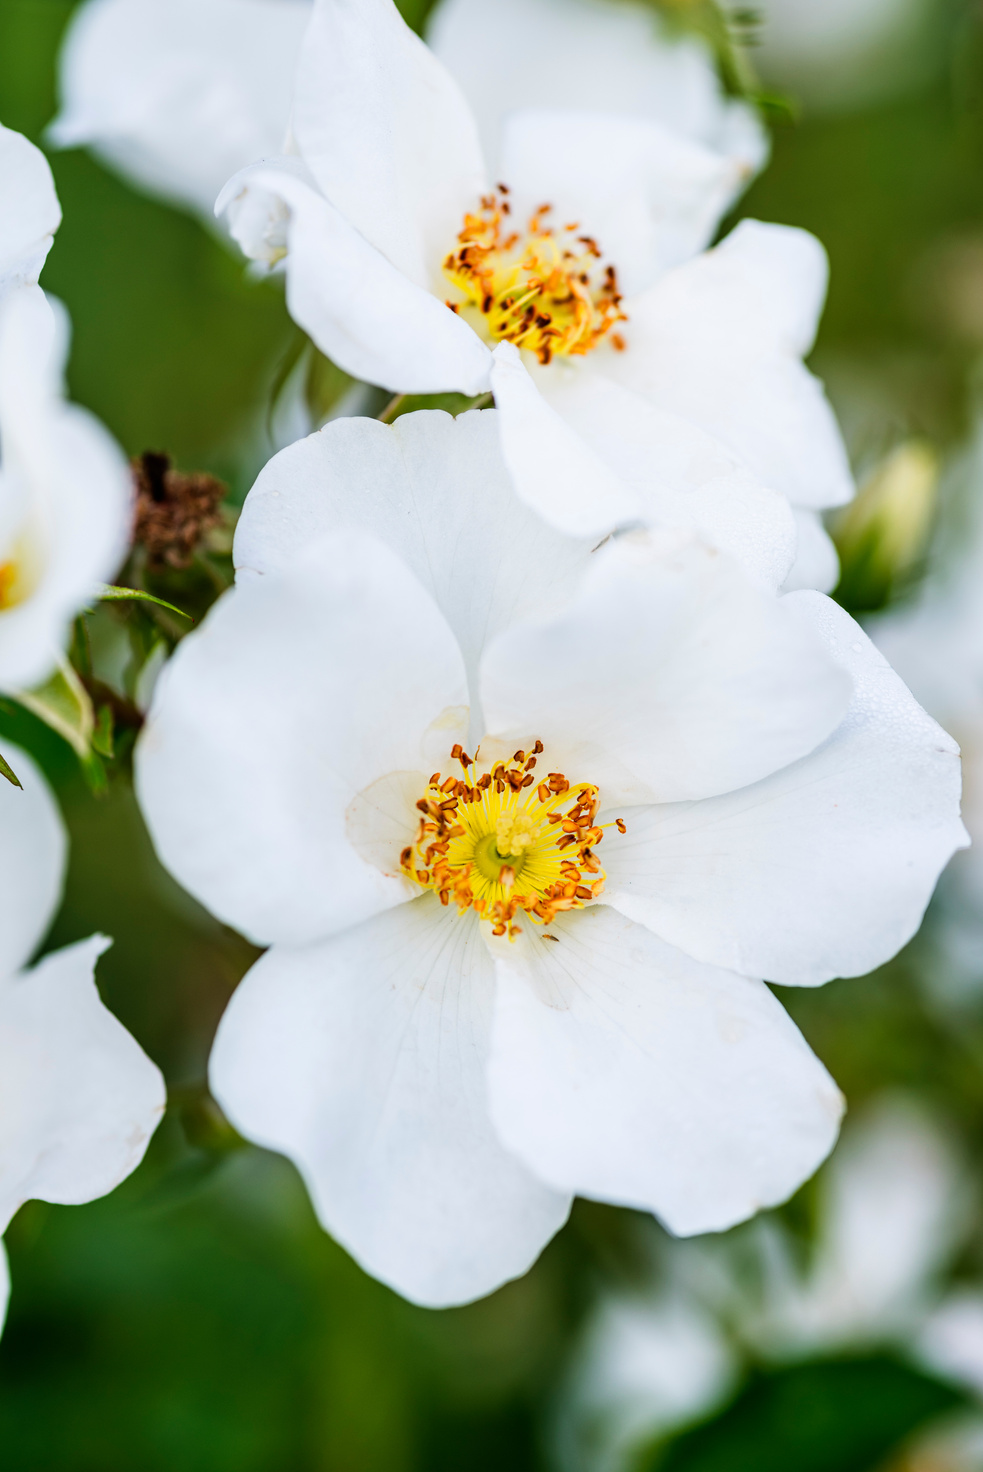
4,0 -> 983,1467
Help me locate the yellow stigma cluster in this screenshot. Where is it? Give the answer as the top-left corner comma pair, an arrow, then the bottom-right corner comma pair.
443,186 -> 627,366
401,741 -> 626,939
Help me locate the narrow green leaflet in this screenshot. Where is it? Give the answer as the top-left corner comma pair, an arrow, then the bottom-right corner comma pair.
96,584 -> 192,620
0,748 -> 22,789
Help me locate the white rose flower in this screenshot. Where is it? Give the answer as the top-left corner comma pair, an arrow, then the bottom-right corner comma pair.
0,743 -> 166,1334
135,408 -> 965,1308
0,123 -> 133,690
214,0 -> 851,592
50,0 -> 312,224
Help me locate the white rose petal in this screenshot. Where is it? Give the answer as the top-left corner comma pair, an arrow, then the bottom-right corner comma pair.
211,895 -> 571,1307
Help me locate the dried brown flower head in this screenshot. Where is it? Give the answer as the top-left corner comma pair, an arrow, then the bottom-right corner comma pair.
132,452 -> 227,570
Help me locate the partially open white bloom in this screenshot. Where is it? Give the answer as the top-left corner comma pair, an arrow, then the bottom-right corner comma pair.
557,1097 -> 973,1472
50,0 -> 311,223
135,408 -> 964,1308
0,743 -> 166,1334
216,0 -> 850,591
0,123 -> 132,690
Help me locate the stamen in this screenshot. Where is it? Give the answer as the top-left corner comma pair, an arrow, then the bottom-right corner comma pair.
402,742 -> 623,940
443,187 -> 627,366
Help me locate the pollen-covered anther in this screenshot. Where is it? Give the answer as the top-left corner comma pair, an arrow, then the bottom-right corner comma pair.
443,187 -> 627,365
401,741 -> 624,940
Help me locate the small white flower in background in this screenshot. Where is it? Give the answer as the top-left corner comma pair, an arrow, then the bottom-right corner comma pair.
134,407 -> 964,1308
555,1097 -> 978,1472
0,744 -> 166,1336
50,0 -> 312,225
215,0 -> 852,593
0,123 -> 132,691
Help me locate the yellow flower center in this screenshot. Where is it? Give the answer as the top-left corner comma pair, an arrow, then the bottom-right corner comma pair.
402,741 -> 626,939
0,544 -> 35,610
443,186 -> 627,366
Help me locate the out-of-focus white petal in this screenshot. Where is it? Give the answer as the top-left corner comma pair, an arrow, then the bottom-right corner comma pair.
796,1098 -> 968,1346
210,897 -> 570,1307
0,287 -> 131,691
136,531 -> 469,948
0,124 -> 61,294
604,594 -> 968,985
0,935 -> 165,1233
499,110 -> 746,296
507,352 -> 797,592
486,904 -> 843,1236
782,507 -> 840,593
50,0 -> 310,220
293,0 -> 487,288
610,220 -> 855,512
234,407 -> 593,701
480,530 -> 851,807
428,0 -> 766,179
0,744 -> 66,981
218,161 -> 492,394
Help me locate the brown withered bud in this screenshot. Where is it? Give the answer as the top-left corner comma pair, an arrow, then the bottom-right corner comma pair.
131,451 -> 227,570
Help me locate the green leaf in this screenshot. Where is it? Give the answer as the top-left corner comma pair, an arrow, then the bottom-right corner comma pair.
0,748 -> 23,788
95,584 -> 193,620
17,657 -> 95,760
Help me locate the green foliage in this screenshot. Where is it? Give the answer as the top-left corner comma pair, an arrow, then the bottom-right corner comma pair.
647,1358 -> 965,1472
